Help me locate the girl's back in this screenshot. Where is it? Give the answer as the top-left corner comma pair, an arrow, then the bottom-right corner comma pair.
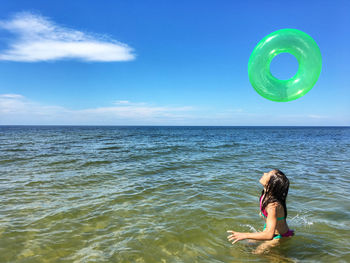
261,201 -> 290,236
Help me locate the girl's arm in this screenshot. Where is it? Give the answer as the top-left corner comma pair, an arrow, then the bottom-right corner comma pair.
227,203 -> 278,243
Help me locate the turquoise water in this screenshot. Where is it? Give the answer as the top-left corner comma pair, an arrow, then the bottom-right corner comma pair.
0,126 -> 349,262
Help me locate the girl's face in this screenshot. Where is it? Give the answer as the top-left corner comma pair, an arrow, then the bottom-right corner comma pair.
259,171 -> 273,187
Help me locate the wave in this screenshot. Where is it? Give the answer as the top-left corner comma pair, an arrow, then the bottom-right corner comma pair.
4,148 -> 27,152
48,159 -> 78,166
0,158 -> 28,164
80,160 -> 113,167
98,146 -> 122,150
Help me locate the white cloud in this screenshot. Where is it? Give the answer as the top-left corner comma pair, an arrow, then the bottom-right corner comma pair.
0,12 -> 135,62
0,94 -> 24,99
0,94 -> 195,125
112,100 -> 147,106
0,94 -> 345,126
114,100 -> 131,105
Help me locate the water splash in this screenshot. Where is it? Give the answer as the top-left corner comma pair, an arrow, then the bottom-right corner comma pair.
240,224 -> 258,232
289,213 -> 314,228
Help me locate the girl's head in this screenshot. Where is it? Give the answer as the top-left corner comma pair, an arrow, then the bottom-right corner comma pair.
260,169 -> 290,217
260,169 -> 289,192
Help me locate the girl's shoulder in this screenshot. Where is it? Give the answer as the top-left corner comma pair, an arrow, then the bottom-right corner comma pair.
266,201 -> 285,218
265,201 -> 283,211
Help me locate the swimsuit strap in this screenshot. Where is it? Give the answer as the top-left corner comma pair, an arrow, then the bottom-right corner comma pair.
261,213 -> 286,220
263,223 -> 294,239
259,195 -> 268,217
273,234 -> 282,239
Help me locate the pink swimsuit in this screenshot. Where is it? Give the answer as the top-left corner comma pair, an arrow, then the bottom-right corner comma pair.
259,195 -> 294,238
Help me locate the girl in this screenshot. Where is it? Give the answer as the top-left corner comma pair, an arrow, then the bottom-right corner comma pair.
227,169 -> 294,251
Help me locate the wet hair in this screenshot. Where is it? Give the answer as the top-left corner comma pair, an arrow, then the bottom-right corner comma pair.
260,169 -> 290,218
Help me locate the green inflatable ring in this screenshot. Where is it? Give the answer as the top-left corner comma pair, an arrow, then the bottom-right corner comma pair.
248,29 -> 322,102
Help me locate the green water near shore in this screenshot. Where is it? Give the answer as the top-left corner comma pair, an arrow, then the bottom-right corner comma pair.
1,126 -> 349,262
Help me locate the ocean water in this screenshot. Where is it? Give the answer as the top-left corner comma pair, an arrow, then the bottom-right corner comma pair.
0,126 -> 349,263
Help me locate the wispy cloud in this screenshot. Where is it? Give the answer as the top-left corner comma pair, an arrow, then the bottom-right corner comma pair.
0,94 -> 345,125
114,100 -> 132,105
0,94 -> 194,125
0,12 -> 135,62
113,100 -> 146,106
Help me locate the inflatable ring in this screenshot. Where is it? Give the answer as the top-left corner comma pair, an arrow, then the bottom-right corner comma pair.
248,29 -> 322,102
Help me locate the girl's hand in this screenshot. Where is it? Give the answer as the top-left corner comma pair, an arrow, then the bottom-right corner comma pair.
227,230 -> 247,244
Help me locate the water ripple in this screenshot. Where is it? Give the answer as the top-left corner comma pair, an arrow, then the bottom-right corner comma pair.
0,126 -> 349,262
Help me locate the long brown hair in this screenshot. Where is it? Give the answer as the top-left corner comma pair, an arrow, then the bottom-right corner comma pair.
260,169 -> 290,218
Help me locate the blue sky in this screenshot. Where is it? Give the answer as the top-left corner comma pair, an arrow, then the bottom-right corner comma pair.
0,0 -> 349,125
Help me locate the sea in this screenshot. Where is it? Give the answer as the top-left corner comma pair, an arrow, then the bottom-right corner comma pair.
0,126 -> 349,263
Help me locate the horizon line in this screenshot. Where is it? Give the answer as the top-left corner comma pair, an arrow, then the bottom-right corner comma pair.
0,125 -> 349,127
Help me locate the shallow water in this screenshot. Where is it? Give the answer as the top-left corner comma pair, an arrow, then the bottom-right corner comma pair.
0,126 -> 349,262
